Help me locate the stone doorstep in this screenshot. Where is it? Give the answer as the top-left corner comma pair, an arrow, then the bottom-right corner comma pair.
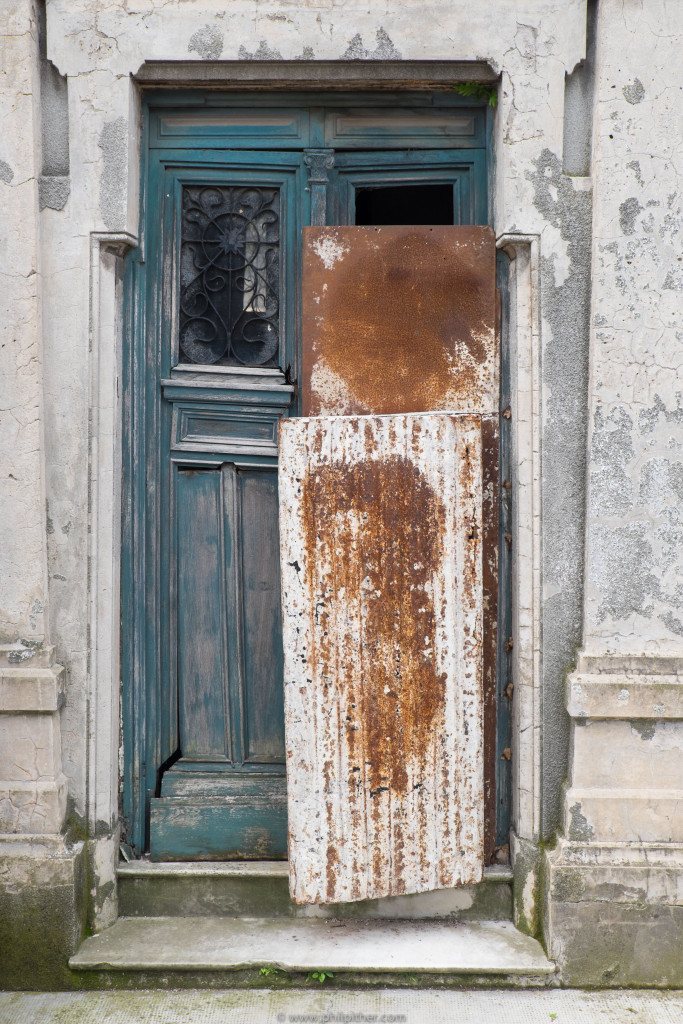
116,860 -> 513,920
117,860 -> 513,881
69,917 -> 554,977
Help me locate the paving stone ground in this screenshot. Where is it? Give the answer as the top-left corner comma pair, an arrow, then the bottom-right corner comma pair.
1,988 -> 683,1024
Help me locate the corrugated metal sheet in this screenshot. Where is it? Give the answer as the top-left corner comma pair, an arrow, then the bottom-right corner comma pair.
279,412 -> 484,905
302,225 -> 497,418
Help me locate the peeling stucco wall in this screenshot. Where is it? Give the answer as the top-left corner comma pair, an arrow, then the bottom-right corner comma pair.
584,0 -> 683,655
531,148 -> 592,836
0,0 -> 49,644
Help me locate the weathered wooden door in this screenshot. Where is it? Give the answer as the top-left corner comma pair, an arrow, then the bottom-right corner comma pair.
122,94 -> 494,862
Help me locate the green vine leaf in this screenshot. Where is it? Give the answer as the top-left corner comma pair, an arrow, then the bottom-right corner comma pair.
452,82 -> 498,107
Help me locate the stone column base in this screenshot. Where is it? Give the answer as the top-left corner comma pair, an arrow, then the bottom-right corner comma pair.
0,835 -> 85,990
547,839 -> 683,986
545,653 -> 683,986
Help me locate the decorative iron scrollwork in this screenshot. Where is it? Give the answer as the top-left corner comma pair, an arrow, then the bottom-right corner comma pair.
179,185 -> 280,366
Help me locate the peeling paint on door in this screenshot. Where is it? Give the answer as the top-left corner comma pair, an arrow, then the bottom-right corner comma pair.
279,412 -> 484,904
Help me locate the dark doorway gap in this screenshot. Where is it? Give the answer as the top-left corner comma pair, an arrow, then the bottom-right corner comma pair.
355,183 -> 454,225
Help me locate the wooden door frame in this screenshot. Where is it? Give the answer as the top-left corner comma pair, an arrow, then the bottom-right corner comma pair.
121,87 -> 508,859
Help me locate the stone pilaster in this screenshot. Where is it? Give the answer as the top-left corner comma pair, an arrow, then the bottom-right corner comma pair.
543,0 -> 683,986
546,654 -> 683,985
0,643 -> 85,989
0,1 -> 86,989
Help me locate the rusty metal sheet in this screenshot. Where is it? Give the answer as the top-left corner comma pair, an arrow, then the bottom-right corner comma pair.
279,412 -> 484,904
302,226 -> 497,418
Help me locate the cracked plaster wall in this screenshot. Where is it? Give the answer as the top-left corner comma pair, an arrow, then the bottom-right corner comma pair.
584,0 -> 683,655
0,1 -> 49,644
7,0 -> 592,837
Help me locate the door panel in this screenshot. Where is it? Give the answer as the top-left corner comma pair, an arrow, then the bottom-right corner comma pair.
176,467 -> 230,761
148,154 -> 303,859
124,94 -> 495,863
240,470 -> 285,764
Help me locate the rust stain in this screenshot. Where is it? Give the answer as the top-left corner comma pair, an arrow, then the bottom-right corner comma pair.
302,455 -> 448,797
302,226 -> 497,418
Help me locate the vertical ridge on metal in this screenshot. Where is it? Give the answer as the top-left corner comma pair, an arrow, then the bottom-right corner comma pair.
279,412 -> 484,904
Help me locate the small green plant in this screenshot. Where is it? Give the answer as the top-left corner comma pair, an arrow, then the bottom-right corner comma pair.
452,82 -> 498,107
549,1014 -> 558,1021
259,966 -> 281,977
307,969 -> 334,984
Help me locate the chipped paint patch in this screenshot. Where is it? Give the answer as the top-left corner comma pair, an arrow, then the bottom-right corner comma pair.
188,25 -> 224,60
310,231 -> 350,270
623,77 -> 645,105
340,27 -> 402,60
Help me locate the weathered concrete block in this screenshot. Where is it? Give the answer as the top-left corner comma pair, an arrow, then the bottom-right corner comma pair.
0,664 -> 65,712
0,714 -> 64,780
0,775 -> 68,834
0,837 -> 85,990
0,649 -> 68,836
547,840 -> 683,986
547,655 -> 683,984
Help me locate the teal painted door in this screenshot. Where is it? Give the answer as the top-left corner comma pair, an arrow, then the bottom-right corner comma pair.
122,94 -> 491,860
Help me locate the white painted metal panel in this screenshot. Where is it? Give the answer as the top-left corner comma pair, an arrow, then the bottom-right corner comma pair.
279,412 -> 484,904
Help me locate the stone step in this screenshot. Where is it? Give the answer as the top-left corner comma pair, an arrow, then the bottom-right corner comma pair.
117,860 -> 513,921
70,917 -> 554,984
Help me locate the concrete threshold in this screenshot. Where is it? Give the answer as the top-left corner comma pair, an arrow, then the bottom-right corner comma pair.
70,917 -> 553,976
117,860 -> 513,882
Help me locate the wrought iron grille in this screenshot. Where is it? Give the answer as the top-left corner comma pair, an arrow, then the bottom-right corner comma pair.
179,185 -> 280,366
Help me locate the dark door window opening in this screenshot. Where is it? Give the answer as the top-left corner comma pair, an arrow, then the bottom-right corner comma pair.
355,183 -> 454,225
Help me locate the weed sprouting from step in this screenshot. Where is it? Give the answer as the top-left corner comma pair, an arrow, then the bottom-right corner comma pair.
307,970 -> 334,984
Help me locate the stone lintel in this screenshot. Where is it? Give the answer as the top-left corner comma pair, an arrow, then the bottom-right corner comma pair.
134,59 -> 499,89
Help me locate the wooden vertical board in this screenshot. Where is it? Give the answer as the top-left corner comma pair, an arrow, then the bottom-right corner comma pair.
279,412 -> 484,904
302,225 -> 497,417
240,470 -> 286,763
176,467 -> 229,760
